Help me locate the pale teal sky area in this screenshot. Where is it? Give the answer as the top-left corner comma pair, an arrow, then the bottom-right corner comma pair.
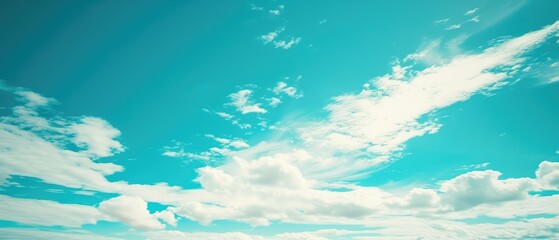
1,1 -> 559,239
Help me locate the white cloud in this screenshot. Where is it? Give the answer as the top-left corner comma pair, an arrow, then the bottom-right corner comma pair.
261,27 -> 285,44
143,230 -> 261,240
0,228 -> 123,240
228,89 -> 267,114
273,82 -> 301,98
269,10 -> 280,15
465,8 -> 479,15
391,188 -> 441,209
0,194 -> 108,227
536,161 -> 559,189
249,3 -> 263,11
230,139 -> 250,148
99,195 -> 166,230
297,20 -> 559,178
268,97 -> 282,107
445,24 -> 461,30
154,210 -> 178,226
548,76 -> 559,84
0,120 -> 122,189
440,170 -> 537,210
15,90 -> 53,107
1,20 -> 559,239
70,117 -> 124,158
434,18 -> 449,24
216,111 -> 233,119
274,37 -> 301,49
469,15 -> 480,23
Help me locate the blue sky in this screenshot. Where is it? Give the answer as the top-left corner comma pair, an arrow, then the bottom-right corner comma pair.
1,0 -> 559,239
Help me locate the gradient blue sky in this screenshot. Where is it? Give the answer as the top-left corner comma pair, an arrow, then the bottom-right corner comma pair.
1,1 -> 559,239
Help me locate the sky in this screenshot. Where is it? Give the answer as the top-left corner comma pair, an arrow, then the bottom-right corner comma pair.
1,0 -> 559,239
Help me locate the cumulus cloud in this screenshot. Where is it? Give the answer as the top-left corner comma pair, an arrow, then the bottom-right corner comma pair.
70,117 -> 124,158
393,188 -> 441,209
99,195 -> 166,230
536,161 -> 559,189
440,170 -> 537,210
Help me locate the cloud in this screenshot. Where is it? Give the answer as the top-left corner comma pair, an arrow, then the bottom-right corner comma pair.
273,82 -> 302,98
0,228 -> 123,240
260,27 -> 301,50
469,15 -> 480,23
216,111 -> 233,119
0,114 -> 123,189
70,117 -> 124,158
143,230 -> 261,240
1,19 -> 559,239
261,27 -> 285,44
274,37 -> 301,49
440,170 -> 537,210
228,89 -> 267,114
99,195 -> 166,230
434,18 -> 449,24
0,194 -> 107,227
465,8 -> 479,15
391,188 -> 441,209
15,90 -> 54,107
268,97 -> 282,107
536,161 -> 559,189
445,24 -> 461,30
297,20 -> 559,179
269,10 -> 280,15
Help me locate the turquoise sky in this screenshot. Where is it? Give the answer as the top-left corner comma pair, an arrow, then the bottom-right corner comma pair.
1,1 -> 559,239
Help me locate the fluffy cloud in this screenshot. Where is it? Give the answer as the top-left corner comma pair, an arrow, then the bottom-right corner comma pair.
536,161 -> 559,189
70,117 -> 124,158
393,188 -> 441,209
99,195 -> 166,230
440,170 -> 537,210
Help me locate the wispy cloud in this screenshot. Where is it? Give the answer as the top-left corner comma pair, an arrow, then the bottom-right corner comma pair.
445,24 -> 461,30
465,8 -> 479,15
260,27 -> 285,44
434,18 -> 449,24
468,15 -> 480,23
273,37 -> 301,49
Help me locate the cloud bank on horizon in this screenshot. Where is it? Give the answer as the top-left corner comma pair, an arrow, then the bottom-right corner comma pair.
1,1 -> 559,239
